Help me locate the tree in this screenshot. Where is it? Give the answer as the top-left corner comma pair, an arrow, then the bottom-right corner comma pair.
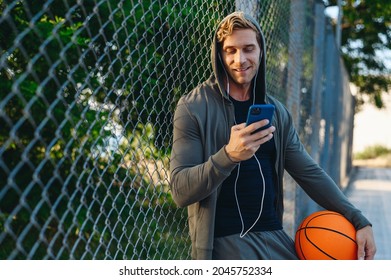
327,0 -> 391,109
0,0 -> 205,259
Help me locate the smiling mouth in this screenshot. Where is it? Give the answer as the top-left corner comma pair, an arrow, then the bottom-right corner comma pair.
234,66 -> 251,72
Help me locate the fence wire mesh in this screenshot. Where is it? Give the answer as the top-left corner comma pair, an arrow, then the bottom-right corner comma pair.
1,0 -> 354,259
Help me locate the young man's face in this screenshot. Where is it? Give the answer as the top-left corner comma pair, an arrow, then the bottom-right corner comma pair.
220,28 -> 261,89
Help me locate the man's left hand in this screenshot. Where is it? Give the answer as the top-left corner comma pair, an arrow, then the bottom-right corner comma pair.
356,225 -> 376,260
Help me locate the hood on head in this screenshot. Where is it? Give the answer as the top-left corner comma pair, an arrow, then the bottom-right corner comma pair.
211,11 -> 267,104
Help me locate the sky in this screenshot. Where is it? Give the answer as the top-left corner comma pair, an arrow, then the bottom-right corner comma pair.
353,93 -> 391,153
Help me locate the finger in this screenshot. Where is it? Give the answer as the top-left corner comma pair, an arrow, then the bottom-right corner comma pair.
245,119 -> 270,133
364,242 -> 377,260
356,226 -> 377,260
356,232 -> 366,260
247,133 -> 274,151
257,132 -> 274,145
232,122 -> 247,131
250,126 -> 276,140
357,242 -> 366,260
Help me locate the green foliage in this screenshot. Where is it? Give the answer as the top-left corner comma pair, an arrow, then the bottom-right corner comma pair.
1,0 -> 219,259
0,0 -> 239,260
354,144 -> 391,160
328,0 -> 391,109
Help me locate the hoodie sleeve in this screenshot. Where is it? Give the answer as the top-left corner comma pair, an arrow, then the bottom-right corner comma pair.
169,97 -> 237,208
283,109 -> 371,230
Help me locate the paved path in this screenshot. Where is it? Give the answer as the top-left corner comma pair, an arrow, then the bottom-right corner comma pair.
346,166 -> 391,260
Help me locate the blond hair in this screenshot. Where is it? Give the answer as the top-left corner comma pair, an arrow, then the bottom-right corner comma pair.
216,11 -> 260,45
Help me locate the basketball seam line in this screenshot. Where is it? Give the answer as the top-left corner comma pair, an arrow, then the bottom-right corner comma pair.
296,226 -> 357,244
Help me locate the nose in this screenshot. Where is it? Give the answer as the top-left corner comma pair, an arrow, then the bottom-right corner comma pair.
234,50 -> 246,64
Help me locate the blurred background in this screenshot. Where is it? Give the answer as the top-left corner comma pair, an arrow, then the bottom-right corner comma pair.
0,0 -> 390,259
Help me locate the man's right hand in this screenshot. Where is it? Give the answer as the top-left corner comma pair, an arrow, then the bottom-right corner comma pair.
225,119 -> 275,162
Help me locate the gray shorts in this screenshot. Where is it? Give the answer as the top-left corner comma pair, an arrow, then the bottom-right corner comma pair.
212,230 -> 299,260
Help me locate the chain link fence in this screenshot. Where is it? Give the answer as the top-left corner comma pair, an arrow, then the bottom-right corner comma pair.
0,0 -> 354,259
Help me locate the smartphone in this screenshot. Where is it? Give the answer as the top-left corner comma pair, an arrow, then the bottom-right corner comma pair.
246,104 -> 275,133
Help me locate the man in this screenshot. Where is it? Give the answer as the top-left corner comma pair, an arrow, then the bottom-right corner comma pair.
169,11 -> 376,260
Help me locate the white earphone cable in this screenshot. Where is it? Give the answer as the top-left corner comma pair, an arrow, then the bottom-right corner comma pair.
234,154 -> 266,238
223,54 -> 265,238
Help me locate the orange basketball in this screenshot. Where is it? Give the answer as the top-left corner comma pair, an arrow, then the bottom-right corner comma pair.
295,210 -> 358,260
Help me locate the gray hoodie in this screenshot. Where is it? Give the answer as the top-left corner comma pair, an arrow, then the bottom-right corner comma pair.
170,12 -> 371,260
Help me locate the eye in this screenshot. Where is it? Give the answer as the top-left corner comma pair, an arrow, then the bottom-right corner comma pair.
225,48 -> 236,54
244,46 -> 255,52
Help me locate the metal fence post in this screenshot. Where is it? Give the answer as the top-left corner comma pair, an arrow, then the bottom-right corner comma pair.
321,18 -> 336,177
294,0 -> 328,225
286,0 -> 305,127
285,0 -> 306,236
309,0 -> 326,164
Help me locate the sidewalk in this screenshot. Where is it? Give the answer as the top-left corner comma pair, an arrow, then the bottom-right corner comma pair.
345,166 -> 391,260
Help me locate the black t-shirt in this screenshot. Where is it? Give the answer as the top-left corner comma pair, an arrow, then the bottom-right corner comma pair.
214,97 -> 282,238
